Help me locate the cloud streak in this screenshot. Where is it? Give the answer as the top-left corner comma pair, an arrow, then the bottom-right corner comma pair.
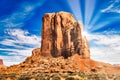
101,0 -> 120,14
0,1 -> 46,28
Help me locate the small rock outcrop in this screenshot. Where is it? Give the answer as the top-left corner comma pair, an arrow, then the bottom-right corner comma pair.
41,12 -> 90,58
0,59 -> 3,65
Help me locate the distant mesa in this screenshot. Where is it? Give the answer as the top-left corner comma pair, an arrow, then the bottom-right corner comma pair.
0,59 -> 3,65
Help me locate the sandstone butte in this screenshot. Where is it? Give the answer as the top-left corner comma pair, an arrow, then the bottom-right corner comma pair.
0,12 -> 120,75
41,11 -> 90,59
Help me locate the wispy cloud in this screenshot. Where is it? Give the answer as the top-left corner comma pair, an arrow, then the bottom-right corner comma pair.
101,0 -> 120,14
85,32 -> 120,64
0,29 -> 41,66
0,1 -> 45,28
0,1 -> 46,66
4,29 -> 41,47
0,5 -> 32,28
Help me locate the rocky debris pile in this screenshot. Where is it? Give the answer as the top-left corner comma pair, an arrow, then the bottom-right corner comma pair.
0,48 -> 119,75
41,12 -> 90,58
0,52 -> 82,74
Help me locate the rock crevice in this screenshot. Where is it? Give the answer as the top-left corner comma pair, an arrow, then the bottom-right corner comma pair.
41,12 -> 90,58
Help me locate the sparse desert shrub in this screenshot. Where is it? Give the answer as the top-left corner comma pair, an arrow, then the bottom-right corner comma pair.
17,77 -> 30,80
61,73 -> 69,78
35,77 -> 46,80
66,77 -> 87,80
52,73 -> 61,80
52,76 -> 60,80
65,77 -> 75,80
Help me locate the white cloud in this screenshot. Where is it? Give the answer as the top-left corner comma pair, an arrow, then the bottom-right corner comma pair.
0,55 -> 26,66
0,29 -> 41,66
101,0 -> 120,14
86,32 -> 120,64
0,1 -> 46,66
0,1 -> 47,66
4,29 -> 41,46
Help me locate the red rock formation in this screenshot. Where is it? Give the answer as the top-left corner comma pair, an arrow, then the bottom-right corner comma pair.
0,59 -> 3,65
0,12 -> 120,75
41,12 -> 90,58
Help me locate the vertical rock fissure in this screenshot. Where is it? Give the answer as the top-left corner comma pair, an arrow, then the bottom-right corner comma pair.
60,15 -> 67,58
51,14 -> 56,57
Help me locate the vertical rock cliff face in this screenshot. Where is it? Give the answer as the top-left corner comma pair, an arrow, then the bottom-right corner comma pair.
41,12 -> 90,58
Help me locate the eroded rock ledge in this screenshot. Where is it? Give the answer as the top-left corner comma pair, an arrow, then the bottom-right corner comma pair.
41,12 -> 90,58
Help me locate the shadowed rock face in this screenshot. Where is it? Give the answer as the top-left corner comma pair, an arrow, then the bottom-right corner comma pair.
41,12 -> 90,58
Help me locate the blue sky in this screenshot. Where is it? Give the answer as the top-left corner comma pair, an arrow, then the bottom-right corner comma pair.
0,0 -> 120,66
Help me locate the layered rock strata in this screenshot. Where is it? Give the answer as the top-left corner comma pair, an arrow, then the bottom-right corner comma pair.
41,12 -> 90,58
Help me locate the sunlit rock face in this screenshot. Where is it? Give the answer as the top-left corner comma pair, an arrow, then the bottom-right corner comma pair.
41,12 -> 90,59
